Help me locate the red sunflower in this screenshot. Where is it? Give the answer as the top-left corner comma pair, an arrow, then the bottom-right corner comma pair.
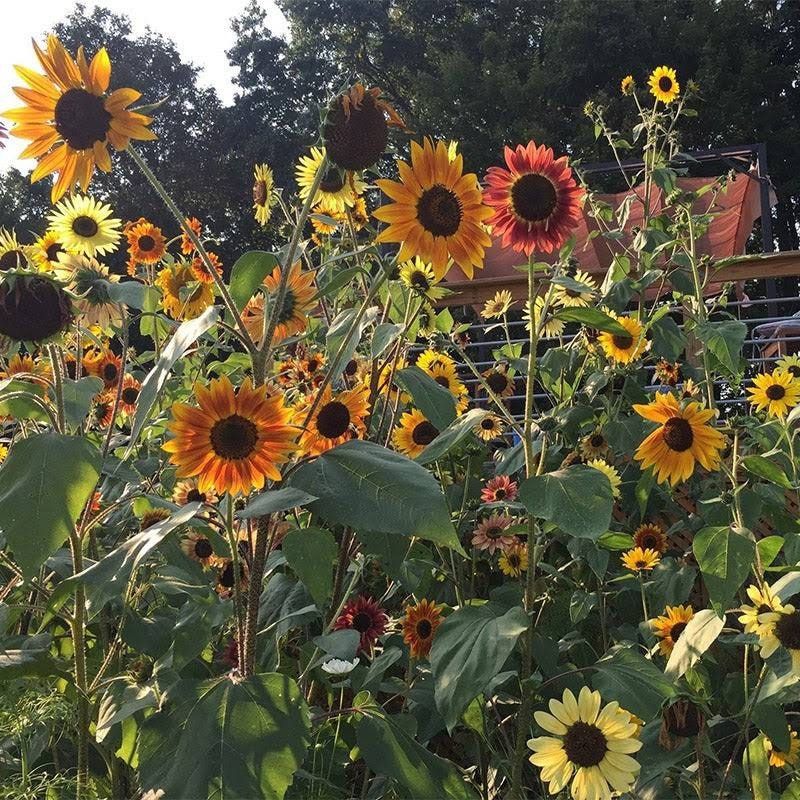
483,141 -> 584,256
333,595 -> 388,654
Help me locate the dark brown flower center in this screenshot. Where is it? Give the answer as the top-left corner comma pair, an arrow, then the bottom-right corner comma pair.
486,526 -> 504,539
210,414 -> 259,459
662,416 -> 694,452
46,243 -> 63,262
121,386 -> 139,404
137,234 -> 156,252
0,250 -> 25,270
253,180 -> 268,206
54,88 -> 112,150
787,366 -> 800,378
511,173 -> 558,222
417,184 -> 462,237
344,359 -> 358,376
611,333 -> 634,350
775,611 -> 800,650
658,76 -> 673,92
352,612 -> 373,633
274,289 -> 297,324
766,384 -> 786,400
481,418 -> 496,430
563,721 -> 607,767
412,420 -> 439,446
194,538 -> 213,558
435,375 -> 451,389
494,488 -> 507,499
219,561 -> 235,588
316,401 -> 351,439
307,358 -> 320,372
670,621 -> 688,642
416,619 -> 433,639
187,488 -> 206,502
319,168 -> 345,194
72,215 -> 99,238
640,533 -> 660,550
410,270 -> 430,290
508,553 -> 521,568
324,92 -> 388,171
590,434 -> 605,447
486,371 -> 509,394
102,362 -> 119,383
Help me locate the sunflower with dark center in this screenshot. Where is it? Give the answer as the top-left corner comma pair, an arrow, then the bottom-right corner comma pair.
399,257 -> 446,301
481,289 -> 515,320
633,522 -> 668,554
739,584 -> 787,636
633,392 -> 725,485
48,194 -> 121,257
472,513 -> 517,555
621,547 -> 660,572
30,231 -> 66,271
155,262 -> 214,321
475,413 -> 504,442
164,375 -> 296,496
4,34 -> 155,202
181,532 -> 219,569
333,595 -> 388,654
648,65 -> 680,104
579,431 -> 609,460
172,478 -> 218,507
98,352 -> 122,390
252,163 -> 276,226
748,370 -> 800,418
528,686 -> 642,800
125,218 -> 166,265
481,365 -> 515,398
296,146 -> 365,214
294,383 -> 369,457
481,475 -> 518,503
374,137 -> 492,280
117,374 -> 141,415
483,140 -> 584,257
597,314 -> 647,364
190,252 -> 223,285
89,397 -> 115,429
0,274 -> 73,343
652,605 -> 694,656
139,508 -> 169,530
215,558 -> 249,599
776,355 -> 800,380
402,599 -> 444,659
323,83 -> 406,171
0,228 -> 28,271
421,359 -> 469,412
499,542 -> 528,577
755,600 -> 800,673
392,408 -> 440,458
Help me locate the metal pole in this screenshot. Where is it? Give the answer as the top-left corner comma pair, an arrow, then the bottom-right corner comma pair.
756,143 -> 777,299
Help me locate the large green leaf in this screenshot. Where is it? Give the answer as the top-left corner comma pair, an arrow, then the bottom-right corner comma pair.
0,378 -> 48,422
0,633 -> 64,680
741,455 -> 793,489
282,527 -> 337,608
696,319 -> 747,376
752,703 -> 790,751
429,602 -> 527,729
356,711 -> 477,800
56,376 -> 104,428
139,673 -> 310,800
237,487 -> 318,519
692,526 -> 754,614
229,250 -> 278,310
288,440 -> 462,551
417,408 -> 489,465
552,307 -> 629,336
664,609 -> 725,679
744,734 -> 772,800
519,465 -> 613,539
0,433 -> 100,577
395,366 -> 457,431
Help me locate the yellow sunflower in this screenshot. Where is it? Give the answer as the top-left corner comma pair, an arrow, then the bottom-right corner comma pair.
3,34 -> 155,202
633,393 -> 725,485
475,413 -> 504,442
553,270 -> 598,308
29,230 -> 66,271
765,730 -> 800,768
48,194 -> 121,256
402,599 -> 444,659
528,686 -> 642,800
621,547 -> 661,572
621,75 -> 635,95
253,163 -> 276,226
579,430 -> 609,460
421,358 -> 469,413
295,146 -> 364,214
524,296 -> 565,338
651,604 -> 693,656
597,315 -> 647,363
482,364 -> 516,399
482,289 -> 515,320
0,228 -> 29,271
755,602 -> 800,674
294,384 -> 370,457
181,531 -> 220,569
163,375 -> 296,496
747,370 -> 800,418
739,584 -> 786,637
776,354 -> 800,380
416,348 -> 456,373
587,458 -> 621,498
499,542 -> 528,577
373,137 -> 493,280
648,66 -> 680,104
399,257 -> 447,301
155,262 -> 214,320
392,408 -> 440,458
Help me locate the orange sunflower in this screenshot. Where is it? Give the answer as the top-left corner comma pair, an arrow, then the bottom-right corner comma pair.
633,522 -> 668,554
163,375 -> 296,496
402,599 -> 444,659
118,374 -> 141,415
652,605 -> 694,656
191,252 -> 223,284
181,217 -> 202,254
374,137 -> 493,279
4,35 -> 155,202
293,384 -> 369,456
125,218 -> 166,264
392,408 -> 440,458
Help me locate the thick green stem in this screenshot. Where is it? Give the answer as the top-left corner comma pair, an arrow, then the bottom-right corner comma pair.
242,515 -> 276,677
68,531 -> 90,796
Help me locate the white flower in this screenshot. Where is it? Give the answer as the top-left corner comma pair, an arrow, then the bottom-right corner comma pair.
321,657 -> 359,676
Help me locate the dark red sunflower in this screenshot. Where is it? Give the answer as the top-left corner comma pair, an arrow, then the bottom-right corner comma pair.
333,594 -> 388,654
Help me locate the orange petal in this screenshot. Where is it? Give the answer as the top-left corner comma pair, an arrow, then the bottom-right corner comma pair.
30,142 -> 67,181
89,48 -> 111,93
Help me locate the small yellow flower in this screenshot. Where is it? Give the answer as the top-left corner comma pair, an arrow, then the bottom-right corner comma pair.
621,75 -> 635,95
587,458 -> 621,498
622,547 -> 660,572
739,584 -> 786,636
523,296 -> 564,338
747,370 -> 800,418
651,604 -> 693,655
499,542 -> 528,577
597,314 -> 647,364
482,289 -> 515,320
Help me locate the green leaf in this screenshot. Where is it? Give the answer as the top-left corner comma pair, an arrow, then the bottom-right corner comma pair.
288,441 -> 461,551
752,703 -> 790,751
692,526 -> 754,614
782,780 -> 800,800
429,602 -> 527,729
356,711 -> 477,800
315,266 -> 366,300
229,250 -> 278,310
282,527 -> 337,608
0,378 -> 48,421
0,633 -> 64,680
664,609 -> 725,679
758,536 -> 784,568
552,307 -> 629,336
139,673 -> 310,800
237,487 -> 318,520
107,280 -> 147,309
742,455 -> 793,488
696,319 -> 747,376
370,323 -> 403,359
129,305 -> 219,449
326,306 -> 378,372
395,366 -> 457,431
744,734 -> 771,800
592,647 -> 677,721
56,376 -> 104,427
0,433 -> 101,578
96,681 -> 158,743
417,408 -> 489,465
519,465 -> 613,539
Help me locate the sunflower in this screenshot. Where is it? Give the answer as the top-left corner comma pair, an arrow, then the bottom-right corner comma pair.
499,542 -> 528,577
97,351 -> 122,390
252,163 -> 276,226
756,603 -> 800,673
587,458 -> 621,498
57,254 -> 123,331
3,34 -> 155,202
654,359 -> 682,387
528,686 -> 642,800
747,370 -> 800,418
422,359 -> 469,413
739,584 -> 787,636
181,532 -> 220,569
415,348 -> 456,373
0,275 -> 73,343
633,393 -> 725,485
622,547 -> 661,572
553,270 -> 597,309
580,431 -> 609,460
294,384 -> 369,457
765,730 -> 800,768
163,375 -> 296,496
475,414 -> 504,442
155,262 -> 214,320
81,346 -> 105,376
323,83 -> 406,171
30,230 -> 66,271
0,228 -> 29,271
481,289 -> 515,320
483,140 -> 584,257
776,354 -> 800,380
89,396 -> 115,429
333,595 -> 388,654
481,365 -> 516,399
374,137 -> 493,280
296,146 -> 364,214
117,374 -> 141,415
181,217 -> 202,255
402,599 -> 444,659
524,296 -> 565,338
191,252 -> 223,284
481,475 -> 518,503
0,353 -> 50,384
242,261 -> 317,345
472,514 -> 517,555
216,558 -> 249,599
48,194 -> 121,256
172,478 -> 218,507
621,75 -> 635,95
399,257 -> 447,301
598,315 -> 647,364
125,218 -> 166,264
648,66 -> 680,104
652,605 -> 694,656
633,523 -> 668,554
392,408 -> 440,458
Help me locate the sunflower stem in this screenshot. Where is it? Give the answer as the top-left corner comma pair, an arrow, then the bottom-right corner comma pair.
47,344 -> 65,432
242,514 -> 275,677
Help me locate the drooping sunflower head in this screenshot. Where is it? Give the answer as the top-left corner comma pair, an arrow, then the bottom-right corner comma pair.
253,163 -> 276,226
482,289 -> 515,320
0,273 -> 73,343
597,314 -> 647,364
0,228 -> 30,271
125,218 -> 166,265
621,75 -> 635,95
402,599 -> 444,659
295,146 -> 365,214
747,370 -> 800,418
499,542 -> 528,577
399,257 -> 446,301
392,408 -> 440,459
652,604 -> 693,655
294,383 -> 370,457
621,546 -> 661,572
155,262 -> 214,321
633,522 -> 668,554
323,83 -> 406,172
48,194 -> 122,257
648,66 -> 680,104
587,458 -> 621,498
181,531 -> 219,569
654,359 -> 683,387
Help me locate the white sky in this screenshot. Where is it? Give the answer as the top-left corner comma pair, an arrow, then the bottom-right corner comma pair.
0,0 -> 289,170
